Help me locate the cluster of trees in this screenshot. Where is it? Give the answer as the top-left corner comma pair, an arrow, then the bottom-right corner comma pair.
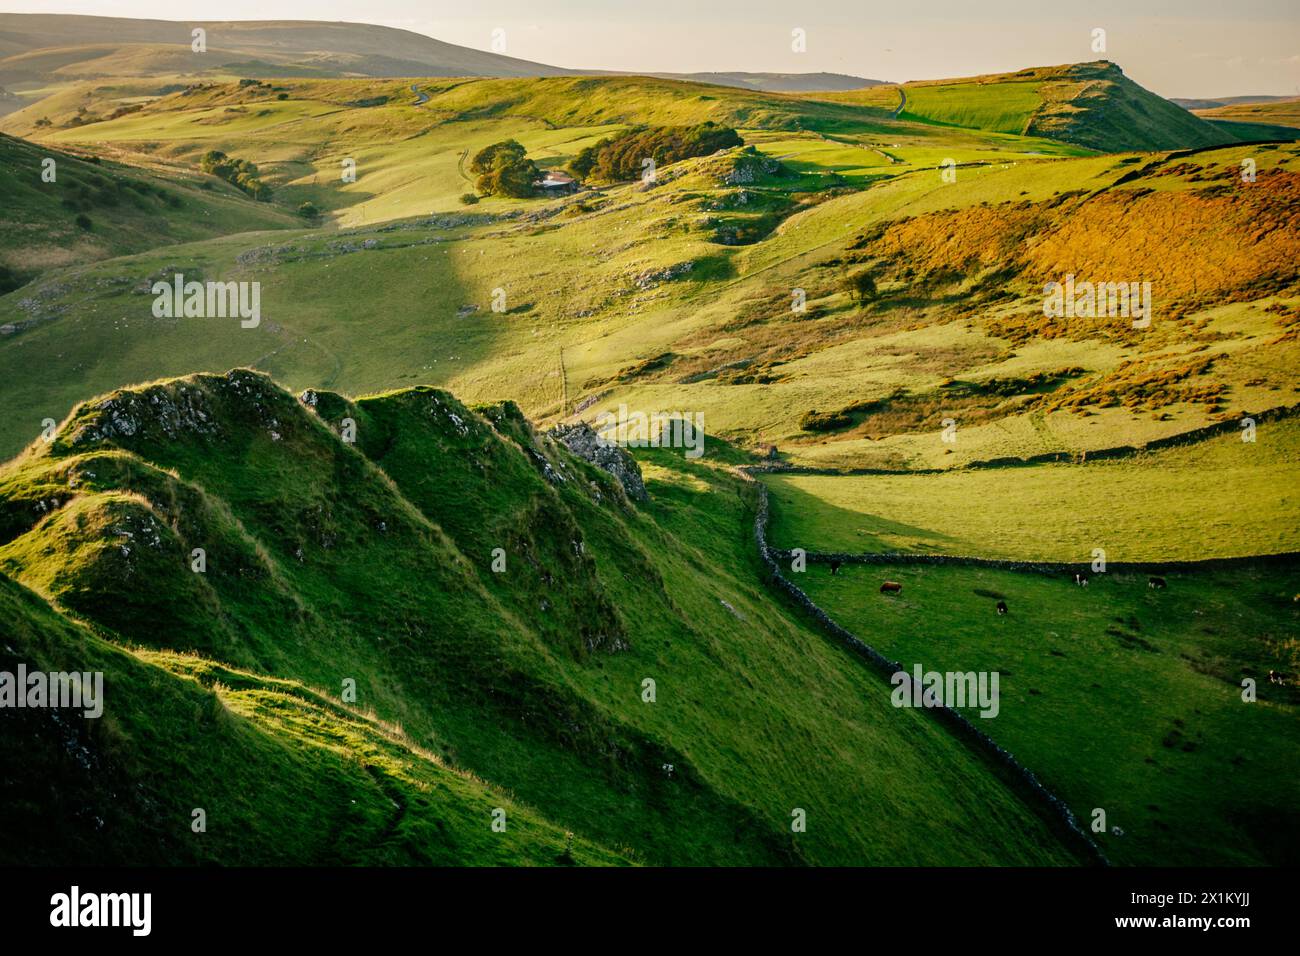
200,149 -> 272,201
470,140 -> 540,198
567,122 -> 742,183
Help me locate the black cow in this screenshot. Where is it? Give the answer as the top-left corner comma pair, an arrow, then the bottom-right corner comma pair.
830,560 -> 842,575
1149,576 -> 1167,589
996,600 -> 1008,615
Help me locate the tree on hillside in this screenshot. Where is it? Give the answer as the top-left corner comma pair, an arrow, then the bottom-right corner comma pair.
469,140 -> 527,176
200,149 -> 272,201
477,158 -> 541,198
471,139 -> 540,199
843,269 -> 878,304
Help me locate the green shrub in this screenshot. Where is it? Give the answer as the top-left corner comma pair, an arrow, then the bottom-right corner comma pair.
458,193 -> 480,205
800,409 -> 853,432
0,265 -> 24,295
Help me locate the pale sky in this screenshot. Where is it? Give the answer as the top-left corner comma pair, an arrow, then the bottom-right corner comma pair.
5,0 -> 1299,97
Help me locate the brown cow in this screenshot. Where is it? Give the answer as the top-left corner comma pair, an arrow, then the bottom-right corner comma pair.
880,581 -> 903,594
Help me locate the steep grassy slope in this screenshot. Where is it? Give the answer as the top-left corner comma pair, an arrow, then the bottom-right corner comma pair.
0,369 -> 1085,865
0,131 -> 295,281
828,62 -> 1236,152
0,570 -> 628,866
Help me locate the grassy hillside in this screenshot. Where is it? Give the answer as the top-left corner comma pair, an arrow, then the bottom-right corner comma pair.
0,569 -> 629,866
1,107 -> 1294,465
823,62 -> 1237,152
0,131 -> 295,281
902,78 -> 1044,134
0,14 -> 573,85
796,559 -> 1300,866
1193,96 -> 1300,129
764,418 -> 1300,561
0,369 -> 1085,865
0,40 -> 1294,871
1191,97 -> 1300,141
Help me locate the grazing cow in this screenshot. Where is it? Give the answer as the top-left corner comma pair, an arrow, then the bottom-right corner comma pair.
830,560 -> 842,576
996,600 -> 1008,615
880,581 -> 902,594
1269,670 -> 1293,686
1148,576 -> 1167,589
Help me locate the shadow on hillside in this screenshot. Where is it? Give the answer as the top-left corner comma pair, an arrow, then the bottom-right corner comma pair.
762,476 -> 962,554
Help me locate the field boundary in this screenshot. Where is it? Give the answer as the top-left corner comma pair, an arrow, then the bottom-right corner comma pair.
748,402 -> 1300,477
737,466 -> 1110,866
768,547 -> 1300,576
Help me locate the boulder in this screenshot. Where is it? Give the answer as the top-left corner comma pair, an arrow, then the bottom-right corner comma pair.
551,421 -> 647,502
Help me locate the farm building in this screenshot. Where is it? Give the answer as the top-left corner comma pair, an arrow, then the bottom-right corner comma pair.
537,170 -> 580,195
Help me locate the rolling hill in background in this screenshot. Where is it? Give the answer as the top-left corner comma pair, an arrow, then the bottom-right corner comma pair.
0,13 -> 1296,869
1188,96 -> 1300,141
641,71 -> 884,92
0,14 -> 573,85
1171,95 -> 1296,111
0,12 -> 881,117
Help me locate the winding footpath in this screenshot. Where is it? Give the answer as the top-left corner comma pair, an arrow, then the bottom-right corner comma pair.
892,85 -> 907,119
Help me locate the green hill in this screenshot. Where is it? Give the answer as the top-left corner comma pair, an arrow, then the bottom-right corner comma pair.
0,38 -> 1295,870
0,568 -> 629,866
0,14 -> 573,85
0,369 -> 1087,865
0,131 -> 295,283
827,62 -> 1238,152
